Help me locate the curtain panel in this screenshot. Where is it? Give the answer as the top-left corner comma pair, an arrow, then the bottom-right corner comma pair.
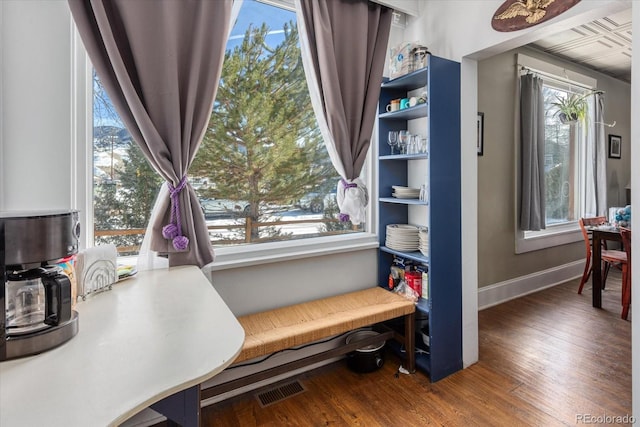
295,0 -> 392,225
68,0 -> 234,267
584,92 -> 608,217
592,93 -> 608,216
519,73 -> 546,231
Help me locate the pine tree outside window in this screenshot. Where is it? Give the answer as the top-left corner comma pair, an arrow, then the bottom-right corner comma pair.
92,0 -> 364,256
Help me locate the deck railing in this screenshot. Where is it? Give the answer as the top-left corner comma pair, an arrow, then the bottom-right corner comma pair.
95,216 -> 359,254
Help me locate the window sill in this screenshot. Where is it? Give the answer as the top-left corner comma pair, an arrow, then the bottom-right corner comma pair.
515,222 -> 582,253
205,233 -> 379,271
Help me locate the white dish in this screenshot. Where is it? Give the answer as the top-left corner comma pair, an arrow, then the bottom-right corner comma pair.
393,190 -> 420,196
386,230 -> 418,237
386,243 -> 419,251
387,240 -> 418,246
387,224 -> 419,230
393,193 -> 420,196
392,185 -> 420,191
387,228 -> 419,234
386,230 -> 418,236
392,194 -> 418,200
393,189 -> 420,194
393,188 -> 420,193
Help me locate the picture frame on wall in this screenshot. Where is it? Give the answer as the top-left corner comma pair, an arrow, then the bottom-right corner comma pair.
608,134 -> 621,159
477,112 -> 484,156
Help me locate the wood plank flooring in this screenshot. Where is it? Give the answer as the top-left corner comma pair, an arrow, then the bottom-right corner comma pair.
201,272 -> 631,426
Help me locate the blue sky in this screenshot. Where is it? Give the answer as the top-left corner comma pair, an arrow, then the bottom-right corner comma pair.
94,0 -> 296,128
227,0 -> 296,51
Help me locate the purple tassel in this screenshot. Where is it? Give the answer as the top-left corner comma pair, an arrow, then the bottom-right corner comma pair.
339,213 -> 350,222
173,235 -> 189,251
163,176 -> 189,252
162,223 -> 178,240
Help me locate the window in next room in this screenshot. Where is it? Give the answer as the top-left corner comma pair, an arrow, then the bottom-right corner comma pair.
516,54 -> 598,253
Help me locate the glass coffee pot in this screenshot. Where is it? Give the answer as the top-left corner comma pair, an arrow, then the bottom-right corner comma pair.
5,266 -> 72,335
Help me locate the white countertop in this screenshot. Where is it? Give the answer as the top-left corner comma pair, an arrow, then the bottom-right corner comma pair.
0,265 -> 245,427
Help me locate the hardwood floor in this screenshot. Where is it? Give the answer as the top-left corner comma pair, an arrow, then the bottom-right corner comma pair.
202,273 -> 631,426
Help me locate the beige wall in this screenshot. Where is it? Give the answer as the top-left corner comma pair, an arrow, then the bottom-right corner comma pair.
477,46 -> 631,288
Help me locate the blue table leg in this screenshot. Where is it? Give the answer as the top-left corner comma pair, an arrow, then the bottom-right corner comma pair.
150,385 -> 200,427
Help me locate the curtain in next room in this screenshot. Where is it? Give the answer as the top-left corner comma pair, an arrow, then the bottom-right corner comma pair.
584,92 -> 608,217
519,73 -> 546,231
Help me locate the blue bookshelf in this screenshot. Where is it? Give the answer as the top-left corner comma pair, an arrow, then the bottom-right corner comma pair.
377,55 -> 462,382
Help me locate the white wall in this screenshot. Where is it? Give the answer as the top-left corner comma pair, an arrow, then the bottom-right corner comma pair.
209,249 -> 377,316
0,1 -> 74,210
413,1 -> 631,63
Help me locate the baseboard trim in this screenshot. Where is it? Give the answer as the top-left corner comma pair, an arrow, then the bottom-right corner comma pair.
478,260 -> 584,310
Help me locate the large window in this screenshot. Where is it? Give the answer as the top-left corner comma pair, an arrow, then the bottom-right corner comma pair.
540,82 -> 587,227
523,81 -> 591,243
92,0 -> 364,256
516,54 -> 598,253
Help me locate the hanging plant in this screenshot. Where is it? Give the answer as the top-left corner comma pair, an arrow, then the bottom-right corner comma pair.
551,90 -> 604,125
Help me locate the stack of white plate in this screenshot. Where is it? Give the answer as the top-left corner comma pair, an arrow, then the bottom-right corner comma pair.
418,228 -> 429,256
385,224 -> 419,251
392,186 -> 420,199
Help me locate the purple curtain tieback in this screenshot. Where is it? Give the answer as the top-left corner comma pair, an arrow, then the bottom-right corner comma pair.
338,212 -> 351,222
340,178 -> 358,189
339,178 -> 358,222
162,176 -> 190,251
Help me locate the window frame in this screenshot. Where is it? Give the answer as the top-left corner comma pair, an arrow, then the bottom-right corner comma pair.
514,54 -> 597,254
73,5 -> 379,265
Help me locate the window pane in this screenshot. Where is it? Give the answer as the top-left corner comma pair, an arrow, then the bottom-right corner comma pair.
542,85 -> 580,226
91,0 -> 362,254
93,73 -> 160,256
191,0 -> 362,247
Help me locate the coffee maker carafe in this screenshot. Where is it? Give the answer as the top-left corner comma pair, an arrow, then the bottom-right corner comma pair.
1,210 -> 80,361
6,266 -> 72,334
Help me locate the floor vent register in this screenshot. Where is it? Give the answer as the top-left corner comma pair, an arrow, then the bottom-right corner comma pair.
256,380 -> 306,407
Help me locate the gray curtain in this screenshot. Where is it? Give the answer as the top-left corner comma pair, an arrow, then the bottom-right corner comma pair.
593,93 -> 608,215
295,0 -> 392,225
519,73 -> 546,231
68,0 -> 234,267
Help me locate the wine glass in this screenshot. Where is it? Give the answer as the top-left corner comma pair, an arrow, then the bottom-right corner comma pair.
387,131 -> 398,155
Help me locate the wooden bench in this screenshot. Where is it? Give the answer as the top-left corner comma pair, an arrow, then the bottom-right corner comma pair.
201,287 -> 416,400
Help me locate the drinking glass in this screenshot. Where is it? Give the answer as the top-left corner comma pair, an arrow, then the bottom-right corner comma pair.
398,130 -> 409,155
420,137 -> 428,154
409,134 -> 421,155
387,131 -> 398,155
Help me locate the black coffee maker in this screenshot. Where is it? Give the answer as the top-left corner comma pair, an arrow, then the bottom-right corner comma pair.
1,210 -> 80,361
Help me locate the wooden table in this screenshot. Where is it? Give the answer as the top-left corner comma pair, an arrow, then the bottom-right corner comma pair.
591,228 -> 622,308
0,266 -> 244,427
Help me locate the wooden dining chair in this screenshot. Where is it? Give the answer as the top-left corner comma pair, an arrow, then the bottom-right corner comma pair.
577,217 -> 623,294
620,227 -> 631,320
